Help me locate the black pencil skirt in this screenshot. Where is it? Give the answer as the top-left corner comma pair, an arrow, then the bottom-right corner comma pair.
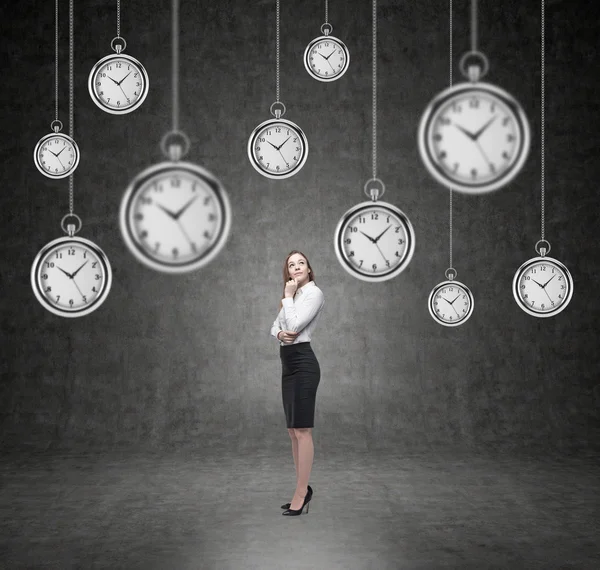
280,342 -> 321,428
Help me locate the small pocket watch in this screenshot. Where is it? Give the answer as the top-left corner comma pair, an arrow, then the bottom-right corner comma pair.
120,132 -> 232,273
248,102 -> 308,179
418,52 -> 530,194
428,269 -> 474,327
88,37 -> 149,114
34,121 -> 80,179
334,180 -> 415,282
513,241 -> 573,317
31,216 -> 112,317
304,23 -> 350,82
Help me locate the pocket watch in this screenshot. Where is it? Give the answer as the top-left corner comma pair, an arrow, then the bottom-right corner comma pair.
120,132 -> 231,273
428,270 -> 474,326
88,37 -> 149,114
512,242 -> 573,317
33,121 -> 80,179
304,23 -> 350,82
31,216 -> 112,318
334,181 -> 415,282
418,52 -> 530,194
248,103 -> 308,179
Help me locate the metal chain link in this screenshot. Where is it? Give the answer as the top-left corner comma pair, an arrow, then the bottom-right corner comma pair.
276,0 -> 280,102
69,0 -> 74,215
372,0 -> 377,180
117,0 -> 121,38
172,0 -> 179,131
55,0 -> 59,122
449,0 -> 453,270
471,0 -> 478,52
325,0 -> 328,24
541,0 -> 545,241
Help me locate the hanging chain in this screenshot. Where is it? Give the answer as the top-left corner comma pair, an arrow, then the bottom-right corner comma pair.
372,0 -> 377,180
540,0 -> 545,241
449,0 -> 453,271
276,0 -> 280,102
117,0 -> 121,37
470,0 -> 478,52
55,0 -> 59,123
69,0 -> 74,215
325,0 -> 328,24
172,0 -> 179,131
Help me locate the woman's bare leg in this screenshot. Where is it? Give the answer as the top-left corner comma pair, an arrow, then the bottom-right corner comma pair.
289,427 -> 313,510
288,428 -> 299,482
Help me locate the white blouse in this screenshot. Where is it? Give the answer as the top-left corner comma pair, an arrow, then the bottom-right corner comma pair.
270,281 -> 325,346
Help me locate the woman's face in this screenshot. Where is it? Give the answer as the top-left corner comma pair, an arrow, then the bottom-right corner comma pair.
287,254 -> 310,286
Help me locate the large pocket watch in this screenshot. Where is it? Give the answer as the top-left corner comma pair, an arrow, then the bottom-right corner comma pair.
31,215 -> 112,317
334,180 -> 415,282
418,52 -> 530,195
120,132 -> 231,273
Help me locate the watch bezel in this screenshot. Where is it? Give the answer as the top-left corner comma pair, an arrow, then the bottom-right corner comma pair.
333,200 -> 415,282
303,34 -> 350,82
428,279 -> 475,327
88,52 -> 149,114
119,160 -> 232,273
33,132 -> 80,179
417,81 -> 531,194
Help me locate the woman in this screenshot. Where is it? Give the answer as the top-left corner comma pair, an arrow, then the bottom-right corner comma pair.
270,250 -> 325,516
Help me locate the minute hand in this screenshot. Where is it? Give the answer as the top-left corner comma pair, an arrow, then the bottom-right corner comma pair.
472,116 -> 497,141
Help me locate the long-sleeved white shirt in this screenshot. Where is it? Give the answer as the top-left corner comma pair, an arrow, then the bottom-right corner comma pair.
270,281 -> 324,346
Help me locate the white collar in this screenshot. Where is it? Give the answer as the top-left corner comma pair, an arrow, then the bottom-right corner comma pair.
295,280 -> 316,296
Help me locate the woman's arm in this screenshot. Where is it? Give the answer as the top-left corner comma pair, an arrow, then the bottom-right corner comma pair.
270,308 -> 284,340
280,289 -> 324,333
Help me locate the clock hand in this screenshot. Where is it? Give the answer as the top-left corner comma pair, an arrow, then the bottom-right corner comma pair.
176,219 -> 195,246
107,75 -> 119,85
474,141 -> 493,165
173,195 -> 199,220
359,231 -> 376,243
541,275 -> 556,288
267,140 -> 279,150
324,50 -> 336,60
452,305 -> 461,318
276,136 -> 291,151
472,115 -> 497,141
530,278 -> 545,288
156,202 -> 178,219
70,260 -> 89,279
117,72 -> 132,86
374,242 -> 389,265
542,288 -> 554,304
448,294 -> 461,305
55,155 -> 66,171
454,123 -> 477,141
277,149 -> 290,168
372,225 -> 392,244
118,84 -> 131,103
71,277 -> 86,300
55,146 -> 66,156
56,265 -> 74,279
327,59 -> 337,73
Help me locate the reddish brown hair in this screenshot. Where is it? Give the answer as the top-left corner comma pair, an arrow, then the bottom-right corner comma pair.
278,250 -> 316,310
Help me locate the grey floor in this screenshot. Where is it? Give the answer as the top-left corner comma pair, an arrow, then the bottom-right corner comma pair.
1,446 -> 599,569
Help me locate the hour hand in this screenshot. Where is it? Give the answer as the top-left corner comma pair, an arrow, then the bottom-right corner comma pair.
107,75 -> 119,85
56,265 -> 73,279
156,203 -> 177,219
359,231 -> 376,243
454,123 -> 476,141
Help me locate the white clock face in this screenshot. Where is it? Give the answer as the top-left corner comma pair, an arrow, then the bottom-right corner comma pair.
120,162 -> 231,273
304,36 -> 349,81
31,237 -> 112,317
335,202 -> 415,281
34,133 -> 79,179
513,258 -> 573,317
419,83 -> 530,193
429,281 -> 474,326
248,119 -> 308,178
89,54 -> 148,114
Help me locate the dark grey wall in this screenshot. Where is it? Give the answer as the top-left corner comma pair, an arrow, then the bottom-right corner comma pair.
1,0 -> 598,453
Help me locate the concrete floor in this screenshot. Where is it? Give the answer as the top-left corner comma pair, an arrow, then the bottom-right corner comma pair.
1,447 -> 598,569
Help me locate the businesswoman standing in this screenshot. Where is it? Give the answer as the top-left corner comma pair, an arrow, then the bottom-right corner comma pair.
270,250 -> 325,516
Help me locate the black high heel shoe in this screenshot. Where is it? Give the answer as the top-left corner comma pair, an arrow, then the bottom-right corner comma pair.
281,485 -> 312,509
282,486 -> 313,516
